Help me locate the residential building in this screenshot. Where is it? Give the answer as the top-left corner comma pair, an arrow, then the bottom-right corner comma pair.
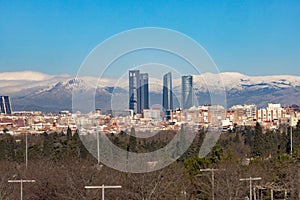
256,103 -> 283,123
230,104 -> 257,126
143,108 -> 161,120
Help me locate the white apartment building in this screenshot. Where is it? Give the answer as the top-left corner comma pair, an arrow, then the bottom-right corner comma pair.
256,103 -> 283,123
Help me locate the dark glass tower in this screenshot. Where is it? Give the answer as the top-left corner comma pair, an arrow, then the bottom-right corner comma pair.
139,73 -> 149,113
163,72 -> 173,111
129,70 -> 149,114
181,75 -> 193,109
0,96 -> 12,114
129,70 -> 140,114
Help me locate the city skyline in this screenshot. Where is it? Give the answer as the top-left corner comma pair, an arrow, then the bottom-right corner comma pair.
0,1 -> 299,199
2,69 -> 300,112
129,70 -> 196,113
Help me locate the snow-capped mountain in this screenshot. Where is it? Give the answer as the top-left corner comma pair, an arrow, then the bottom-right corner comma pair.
1,71 -> 300,112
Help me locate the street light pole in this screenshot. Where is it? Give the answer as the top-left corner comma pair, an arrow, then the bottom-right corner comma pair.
24,118 -> 29,169
239,177 -> 262,200
94,122 -> 103,169
290,124 -> 293,156
8,179 -> 36,200
92,117 -> 101,165
96,127 -> 100,164
25,132 -> 28,168
85,184 -> 122,200
200,168 -> 223,200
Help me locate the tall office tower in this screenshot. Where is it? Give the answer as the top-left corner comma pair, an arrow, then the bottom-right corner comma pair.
181,75 -> 193,109
139,73 -> 149,113
129,70 -> 140,114
0,96 -> 12,114
163,72 -> 173,111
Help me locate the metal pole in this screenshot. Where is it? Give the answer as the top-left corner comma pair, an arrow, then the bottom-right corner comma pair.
212,170 -> 215,200
200,168 -> 224,200
290,125 -> 293,156
8,179 -> 35,200
240,177 -> 261,200
250,177 -> 252,200
271,189 -> 273,200
20,180 -> 23,200
85,185 -> 122,200
97,131 -> 100,164
25,117 -> 30,169
102,184 -> 105,200
25,133 -> 28,168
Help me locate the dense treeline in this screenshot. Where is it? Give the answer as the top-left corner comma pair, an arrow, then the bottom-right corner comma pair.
0,127 -> 88,161
0,123 -> 299,199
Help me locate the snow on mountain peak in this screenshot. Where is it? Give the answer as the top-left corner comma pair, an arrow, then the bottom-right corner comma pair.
2,71 -> 300,97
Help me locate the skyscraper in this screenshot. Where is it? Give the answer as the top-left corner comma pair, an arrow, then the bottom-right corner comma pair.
181,75 -> 193,109
0,96 -> 12,114
128,70 -> 149,114
139,73 -> 149,113
129,70 -> 140,114
163,72 -> 173,111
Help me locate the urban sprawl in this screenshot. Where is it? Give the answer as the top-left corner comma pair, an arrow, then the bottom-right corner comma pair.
0,71 -> 299,135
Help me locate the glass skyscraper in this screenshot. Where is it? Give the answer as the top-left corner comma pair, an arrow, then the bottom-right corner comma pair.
181,75 -> 193,109
139,73 -> 149,113
0,96 -> 12,114
128,70 -> 149,114
163,72 -> 173,111
129,70 -> 140,114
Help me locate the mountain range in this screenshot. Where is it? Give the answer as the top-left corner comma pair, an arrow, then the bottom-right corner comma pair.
1,71 -> 300,112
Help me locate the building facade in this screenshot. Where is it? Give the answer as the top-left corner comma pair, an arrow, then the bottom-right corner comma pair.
129,70 -> 140,114
143,108 -> 161,120
181,75 -> 193,109
230,104 -> 257,126
256,103 -> 283,123
163,72 -> 173,119
139,73 -> 149,113
0,96 -> 12,114
128,70 -> 149,114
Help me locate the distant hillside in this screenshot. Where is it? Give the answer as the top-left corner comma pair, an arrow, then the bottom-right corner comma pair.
1,71 -> 300,112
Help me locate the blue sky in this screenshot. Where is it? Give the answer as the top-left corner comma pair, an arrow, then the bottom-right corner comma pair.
1,0 -> 300,76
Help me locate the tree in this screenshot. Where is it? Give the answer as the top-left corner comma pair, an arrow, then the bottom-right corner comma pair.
2,128 -> 9,134
251,122 -> 265,157
66,126 -> 72,141
128,127 -> 137,152
184,156 -> 213,176
42,131 -> 52,157
0,134 -> 15,160
210,144 -> 223,164
72,129 -> 88,158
